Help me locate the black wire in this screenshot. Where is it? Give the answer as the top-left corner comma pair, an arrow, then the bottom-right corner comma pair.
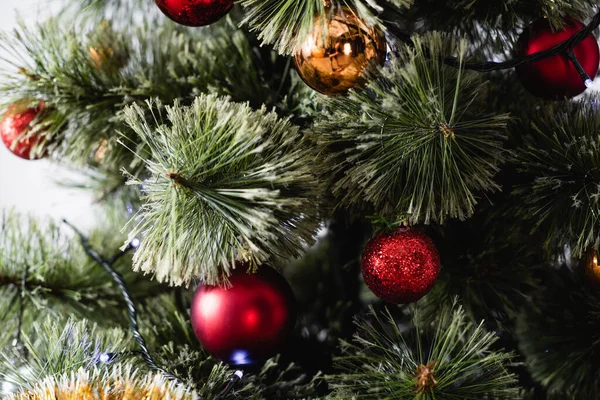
388,10 -> 600,72
13,265 -> 28,357
63,219 -> 180,383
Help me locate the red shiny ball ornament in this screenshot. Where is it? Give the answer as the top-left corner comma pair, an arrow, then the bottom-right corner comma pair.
190,263 -> 296,366
515,18 -> 600,98
155,0 -> 233,27
361,227 -> 440,304
0,103 -> 45,160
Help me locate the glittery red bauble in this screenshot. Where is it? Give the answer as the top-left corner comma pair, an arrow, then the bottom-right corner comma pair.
155,0 -> 233,27
190,263 -> 296,366
0,103 -> 45,160
361,227 -> 440,304
515,18 -> 599,98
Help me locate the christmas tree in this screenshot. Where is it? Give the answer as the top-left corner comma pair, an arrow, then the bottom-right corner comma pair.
1,0 -> 600,398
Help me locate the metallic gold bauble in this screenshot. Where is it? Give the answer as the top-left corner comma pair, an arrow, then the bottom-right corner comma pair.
584,248 -> 600,286
293,9 -> 387,96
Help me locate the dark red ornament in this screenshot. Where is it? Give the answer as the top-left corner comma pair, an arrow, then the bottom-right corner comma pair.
361,227 -> 440,304
0,103 -> 45,160
190,263 -> 296,366
155,0 -> 233,27
515,18 -> 599,98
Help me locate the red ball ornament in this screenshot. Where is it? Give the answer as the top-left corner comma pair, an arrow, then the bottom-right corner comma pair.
155,0 -> 233,27
515,18 -> 600,98
361,227 -> 440,304
0,103 -> 45,160
190,263 -> 296,366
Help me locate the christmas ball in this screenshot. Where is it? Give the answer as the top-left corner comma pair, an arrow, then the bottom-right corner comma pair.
155,0 -> 233,27
293,8 -> 387,96
361,227 -> 440,304
515,18 -> 600,98
190,263 -> 296,366
0,103 -> 45,160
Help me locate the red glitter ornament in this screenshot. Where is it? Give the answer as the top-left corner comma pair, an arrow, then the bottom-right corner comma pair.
190,263 -> 296,366
0,103 -> 45,160
155,0 -> 233,27
361,227 -> 440,304
515,18 -> 599,98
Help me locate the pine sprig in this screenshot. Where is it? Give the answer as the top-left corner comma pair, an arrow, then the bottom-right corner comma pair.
513,97 -> 600,257
122,95 -> 324,286
0,318 -> 132,391
0,211 -> 128,336
327,302 -> 519,399
415,214 -> 542,329
318,33 -> 509,224
0,15 -> 298,169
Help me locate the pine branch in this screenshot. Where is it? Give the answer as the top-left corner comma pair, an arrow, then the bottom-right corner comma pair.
0,318 -> 132,391
317,33 -> 509,224
327,301 -> 520,399
240,0 -> 411,56
415,213 -> 542,329
513,96 -> 600,257
0,210 -> 170,345
0,14 -> 298,169
516,265 -> 600,398
121,95 -> 324,285
0,211 -> 126,334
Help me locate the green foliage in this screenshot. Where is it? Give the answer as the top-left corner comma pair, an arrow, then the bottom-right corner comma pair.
516,265 -> 600,399
327,302 -> 519,399
0,14 -> 298,170
156,346 -> 320,399
318,33 -> 509,224
416,215 -> 541,329
241,0 -> 325,56
0,318 -> 131,391
513,97 -> 600,257
0,211 -> 126,339
122,95 -> 324,285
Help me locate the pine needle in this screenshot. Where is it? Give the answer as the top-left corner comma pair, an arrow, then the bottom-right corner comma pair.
122,94 -> 324,286
513,96 -> 600,257
327,301 -> 519,399
317,32 -> 509,224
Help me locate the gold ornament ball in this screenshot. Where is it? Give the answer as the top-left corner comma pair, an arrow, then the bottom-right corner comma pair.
293,9 -> 387,96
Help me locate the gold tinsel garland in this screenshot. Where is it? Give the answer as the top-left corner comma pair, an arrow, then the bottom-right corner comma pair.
10,364 -> 197,400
